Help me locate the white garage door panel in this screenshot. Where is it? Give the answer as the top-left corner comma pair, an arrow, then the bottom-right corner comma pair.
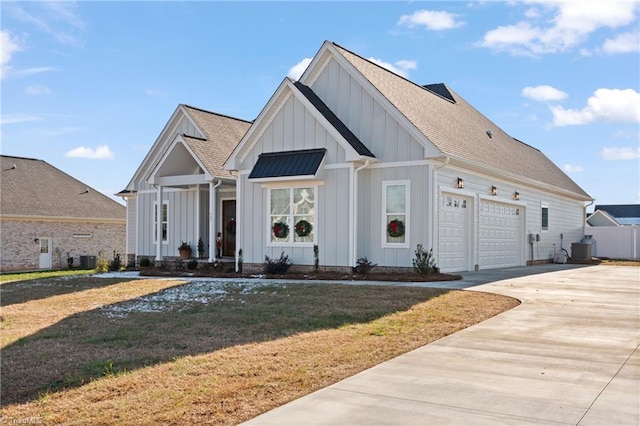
439,194 -> 471,272
479,201 -> 523,269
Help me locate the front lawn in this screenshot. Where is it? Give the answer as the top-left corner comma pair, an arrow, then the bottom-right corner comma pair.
1,275 -> 518,425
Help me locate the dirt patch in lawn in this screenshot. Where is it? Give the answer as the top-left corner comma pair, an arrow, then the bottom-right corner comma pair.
1,275 -> 517,425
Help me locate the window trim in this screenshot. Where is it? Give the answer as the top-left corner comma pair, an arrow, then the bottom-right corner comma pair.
153,200 -> 169,244
382,180 -> 410,248
267,185 -> 317,247
541,202 -> 549,232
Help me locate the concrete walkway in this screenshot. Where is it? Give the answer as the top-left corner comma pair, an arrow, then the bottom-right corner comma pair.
244,265 -> 640,425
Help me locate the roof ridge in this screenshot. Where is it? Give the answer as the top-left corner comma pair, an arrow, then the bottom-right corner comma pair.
181,104 -> 253,124
0,154 -> 41,162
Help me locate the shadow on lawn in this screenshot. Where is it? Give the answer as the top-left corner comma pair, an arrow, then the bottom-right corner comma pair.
0,277 -> 140,306
1,281 -> 450,405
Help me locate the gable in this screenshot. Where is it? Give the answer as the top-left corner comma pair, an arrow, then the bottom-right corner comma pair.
226,79 -> 374,172
0,155 -> 125,220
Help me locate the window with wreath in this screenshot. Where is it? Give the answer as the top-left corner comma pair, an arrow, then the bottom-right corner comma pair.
383,181 -> 409,246
269,187 -> 315,244
154,201 -> 168,243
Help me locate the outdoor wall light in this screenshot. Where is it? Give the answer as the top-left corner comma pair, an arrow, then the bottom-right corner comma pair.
514,191 -> 520,200
456,177 -> 464,189
491,185 -> 498,196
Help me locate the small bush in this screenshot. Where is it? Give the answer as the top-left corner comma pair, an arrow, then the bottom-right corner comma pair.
413,244 -> 438,276
353,257 -> 377,275
264,252 -> 292,274
139,257 -> 152,267
313,244 -> 319,272
187,258 -> 198,270
96,255 -> 109,273
238,249 -> 243,274
109,251 -> 122,272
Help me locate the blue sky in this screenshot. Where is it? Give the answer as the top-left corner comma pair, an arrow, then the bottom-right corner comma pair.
2,1 -> 639,210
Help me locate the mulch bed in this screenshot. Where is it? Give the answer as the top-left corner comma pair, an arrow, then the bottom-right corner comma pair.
138,268 -> 462,283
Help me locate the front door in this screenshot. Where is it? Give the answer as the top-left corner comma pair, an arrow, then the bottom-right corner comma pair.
39,237 -> 52,269
222,200 -> 236,257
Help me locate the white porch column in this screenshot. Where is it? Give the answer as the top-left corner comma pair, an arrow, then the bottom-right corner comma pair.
208,180 -> 222,263
155,185 -> 163,261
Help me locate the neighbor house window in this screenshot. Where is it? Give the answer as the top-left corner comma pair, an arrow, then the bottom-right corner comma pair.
541,203 -> 549,231
383,181 -> 409,247
269,187 -> 315,244
154,201 -> 168,243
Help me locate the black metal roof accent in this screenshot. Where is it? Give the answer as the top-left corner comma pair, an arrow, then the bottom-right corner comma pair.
249,148 -> 327,179
293,81 -> 375,158
423,83 -> 456,104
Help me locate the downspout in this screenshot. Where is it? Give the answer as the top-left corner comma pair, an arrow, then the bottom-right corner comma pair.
351,160 -> 371,267
208,179 -> 222,263
584,199 -> 594,229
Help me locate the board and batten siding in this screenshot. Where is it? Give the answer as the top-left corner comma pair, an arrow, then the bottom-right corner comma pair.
136,188 -> 200,257
239,95 -> 345,171
310,58 -> 425,163
238,167 -> 351,267
356,164 -> 432,268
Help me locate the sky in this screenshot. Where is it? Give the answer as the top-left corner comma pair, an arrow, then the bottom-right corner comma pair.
2,1 -> 639,211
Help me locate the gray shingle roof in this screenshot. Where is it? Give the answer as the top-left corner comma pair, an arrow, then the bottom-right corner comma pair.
0,155 -> 125,219
181,105 -> 252,179
249,149 -> 326,179
332,43 -> 591,200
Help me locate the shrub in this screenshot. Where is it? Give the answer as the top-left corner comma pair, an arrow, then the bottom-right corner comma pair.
187,258 -> 198,270
238,249 -> 243,274
139,257 -> 152,268
313,244 -> 319,272
353,257 -> 377,275
264,252 -> 292,274
413,244 -> 438,276
109,251 -> 122,272
96,254 -> 109,273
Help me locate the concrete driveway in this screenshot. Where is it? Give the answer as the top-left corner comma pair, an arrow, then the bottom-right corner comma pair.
244,265 -> 640,425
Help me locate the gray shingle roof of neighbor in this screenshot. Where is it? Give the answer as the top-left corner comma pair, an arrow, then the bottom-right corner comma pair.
594,204 -> 640,219
0,155 -> 125,219
249,149 -> 327,179
292,81 -> 375,158
331,42 -> 592,200
181,105 -> 252,179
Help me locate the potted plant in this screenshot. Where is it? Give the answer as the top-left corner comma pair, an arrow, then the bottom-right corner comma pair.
178,241 -> 192,259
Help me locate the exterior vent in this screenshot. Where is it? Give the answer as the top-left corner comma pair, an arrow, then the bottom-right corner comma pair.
486,130 -> 493,138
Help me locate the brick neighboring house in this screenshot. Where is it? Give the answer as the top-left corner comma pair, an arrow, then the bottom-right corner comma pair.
0,155 -> 125,271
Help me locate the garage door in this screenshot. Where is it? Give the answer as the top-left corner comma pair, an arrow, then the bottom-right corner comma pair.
479,200 -> 523,269
439,194 -> 471,272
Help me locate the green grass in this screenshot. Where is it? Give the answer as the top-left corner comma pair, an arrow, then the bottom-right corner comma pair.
0,269 -> 95,284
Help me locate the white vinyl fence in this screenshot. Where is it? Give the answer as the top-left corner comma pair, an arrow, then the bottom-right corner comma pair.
585,226 -> 639,260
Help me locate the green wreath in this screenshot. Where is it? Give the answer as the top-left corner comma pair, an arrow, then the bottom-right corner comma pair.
294,219 -> 313,237
273,221 -> 289,239
387,219 -> 405,238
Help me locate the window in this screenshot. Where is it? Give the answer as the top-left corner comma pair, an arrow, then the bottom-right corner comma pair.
383,181 -> 409,247
541,204 -> 549,231
269,187 -> 315,244
154,201 -> 168,243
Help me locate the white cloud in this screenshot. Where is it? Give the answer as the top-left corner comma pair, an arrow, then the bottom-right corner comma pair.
551,88 -> 640,126
478,1 -> 638,55
145,89 -> 167,96
287,58 -> 312,80
522,85 -> 568,102
0,30 -> 23,79
26,84 -> 52,95
601,146 -> 640,160
0,113 -> 41,124
13,66 -> 58,77
398,10 -> 466,31
602,30 -> 640,54
563,164 -> 584,173
368,57 -> 417,78
8,2 -> 85,46
65,145 -> 114,160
